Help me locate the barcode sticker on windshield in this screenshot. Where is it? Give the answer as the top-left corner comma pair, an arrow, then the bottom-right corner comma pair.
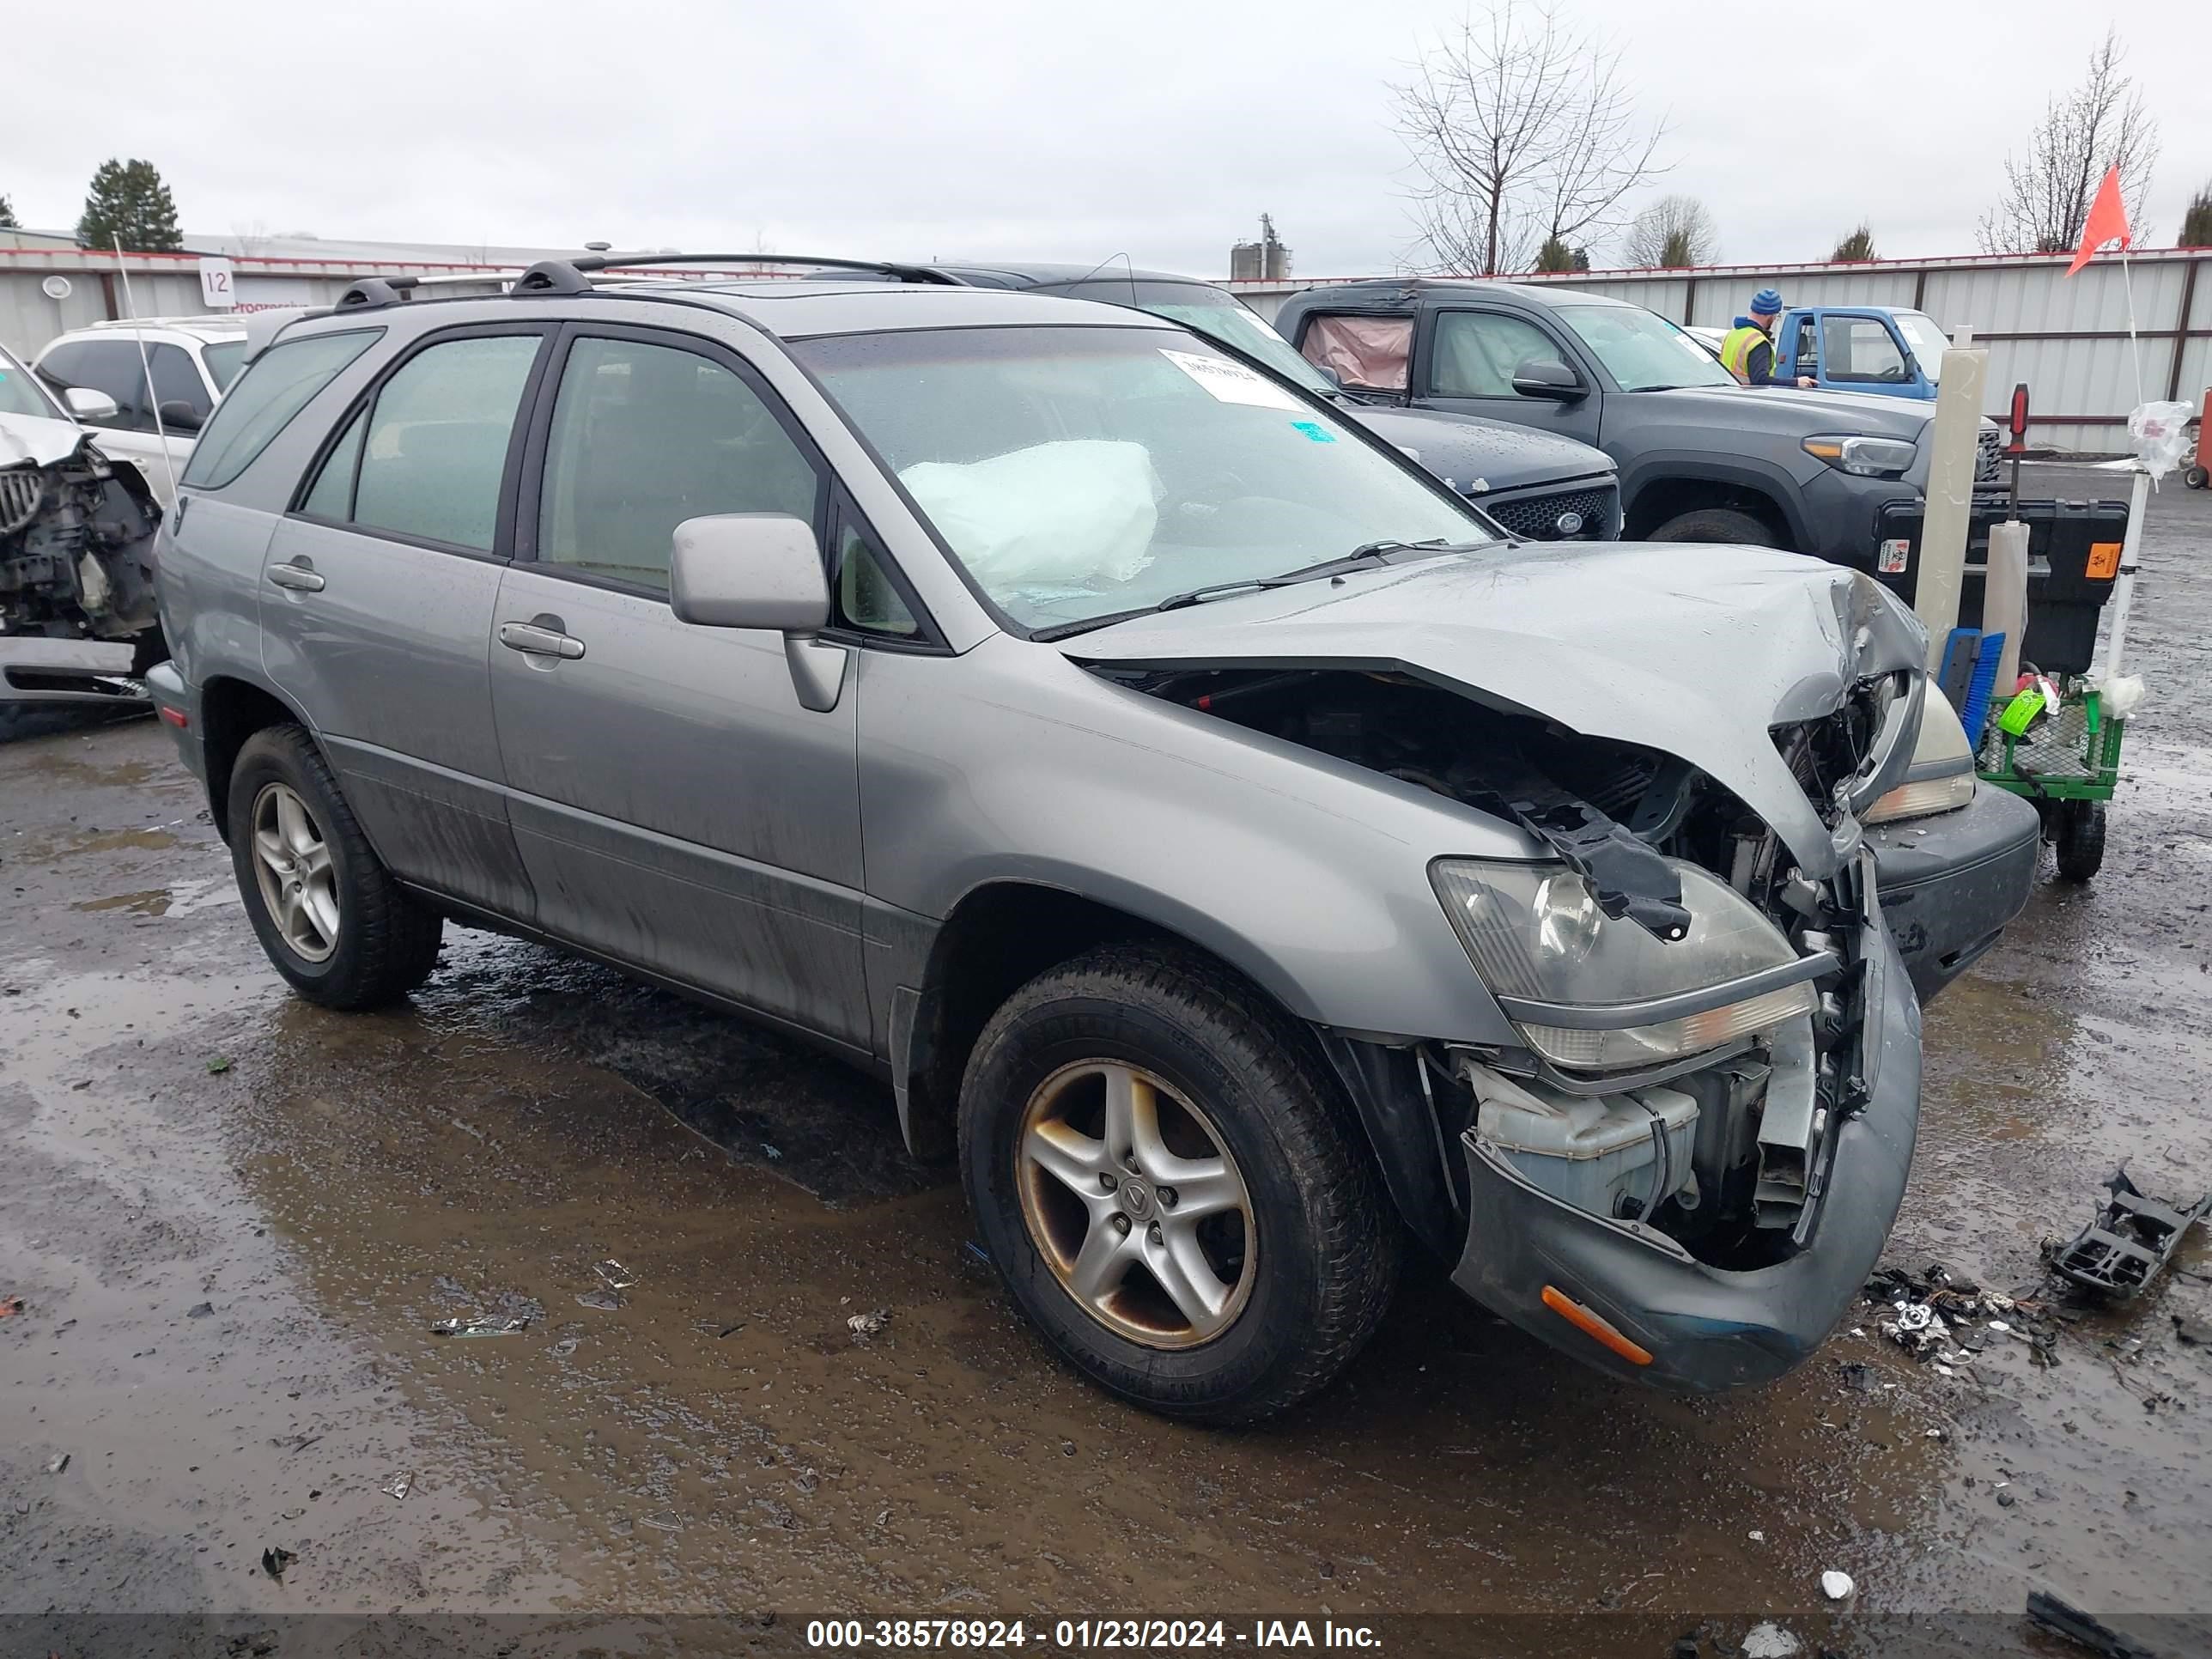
1160,349 -> 1305,412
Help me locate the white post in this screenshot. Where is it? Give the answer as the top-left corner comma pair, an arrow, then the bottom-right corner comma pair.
1913,346 -> 1990,668
2096,467 -> 2150,683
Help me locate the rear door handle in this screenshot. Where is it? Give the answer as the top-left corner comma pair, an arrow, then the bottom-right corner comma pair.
498,621 -> 586,660
267,561 -> 325,592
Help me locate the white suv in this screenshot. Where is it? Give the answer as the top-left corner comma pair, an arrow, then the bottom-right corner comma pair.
33,317 -> 249,501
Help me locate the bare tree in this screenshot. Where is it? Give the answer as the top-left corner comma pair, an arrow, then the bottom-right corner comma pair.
1978,28 -> 2158,253
1394,1 -> 1668,275
1622,195 -> 1717,268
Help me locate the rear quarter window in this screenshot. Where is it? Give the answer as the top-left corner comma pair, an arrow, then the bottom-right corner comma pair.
180,330 -> 383,490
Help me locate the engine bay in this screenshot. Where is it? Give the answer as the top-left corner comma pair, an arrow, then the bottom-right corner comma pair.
1105,662 -> 1881,1273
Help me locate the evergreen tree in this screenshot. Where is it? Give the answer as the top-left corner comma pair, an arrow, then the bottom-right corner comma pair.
2182,184 -> 2212,247
0,195 -> 18,229
76,159 -> 183,252
1831,224 -> 1876,262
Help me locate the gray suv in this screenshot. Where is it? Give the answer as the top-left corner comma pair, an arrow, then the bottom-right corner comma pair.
149,256 -> 2025,1421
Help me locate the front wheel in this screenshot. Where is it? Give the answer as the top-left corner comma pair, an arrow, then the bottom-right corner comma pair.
228,725 -> 443,1008
959,945 -> 1396,1424
1646,507 -> 1779,548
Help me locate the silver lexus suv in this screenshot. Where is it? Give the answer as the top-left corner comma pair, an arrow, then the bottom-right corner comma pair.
148,255 -> 2038,1422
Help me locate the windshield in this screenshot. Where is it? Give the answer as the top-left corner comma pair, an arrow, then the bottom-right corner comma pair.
202,339 -> 250,392
1554,303 -> 1738,392
0,344 -> 64,420
1894,312 -> 1948,382
1050,281 -> 1337,396
795,325 -> 1487,632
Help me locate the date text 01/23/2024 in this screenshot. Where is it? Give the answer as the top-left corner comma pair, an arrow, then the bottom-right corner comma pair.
805,1620 -> 1382,1650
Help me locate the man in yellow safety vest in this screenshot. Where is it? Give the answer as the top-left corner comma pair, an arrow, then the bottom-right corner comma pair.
1719,289 -> 1817,387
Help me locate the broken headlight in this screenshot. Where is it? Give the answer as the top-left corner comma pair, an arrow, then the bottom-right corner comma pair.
1864,681 -> 1976,823
1431,857 -> 1818,1073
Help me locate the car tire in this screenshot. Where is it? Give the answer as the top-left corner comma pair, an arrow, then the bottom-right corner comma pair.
2185,464 -> 2209,490
227,725 -> 443,1009
958,942 -> 1397,1425
2053,799 -> 2106,883
1648,507 -> 1779,547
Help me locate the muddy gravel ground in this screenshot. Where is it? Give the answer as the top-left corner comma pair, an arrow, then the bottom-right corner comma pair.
3,468 -> 2208,1659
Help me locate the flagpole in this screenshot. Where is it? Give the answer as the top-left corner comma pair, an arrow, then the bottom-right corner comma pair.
2118,245 -> 2146,411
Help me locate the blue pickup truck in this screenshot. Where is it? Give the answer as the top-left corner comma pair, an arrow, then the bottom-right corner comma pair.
1771,306 -> 1954,399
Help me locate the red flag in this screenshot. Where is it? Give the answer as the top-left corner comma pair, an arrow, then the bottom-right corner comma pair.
2066,166 -> 2130,276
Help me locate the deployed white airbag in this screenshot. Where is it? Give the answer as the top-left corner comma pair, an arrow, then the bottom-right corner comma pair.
901,440 -> 1158,586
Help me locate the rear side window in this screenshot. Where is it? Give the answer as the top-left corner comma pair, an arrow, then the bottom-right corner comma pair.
147,343 -> 210,422
346,335 -> 539,550
1297,314 -> 1412,392
182,330 -> 382,489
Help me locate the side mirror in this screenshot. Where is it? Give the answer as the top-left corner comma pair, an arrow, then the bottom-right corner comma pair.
156,399 -> 204,433
670,513 -> 830,632
64,386 -> 121,422
1510,357 -> 1585,400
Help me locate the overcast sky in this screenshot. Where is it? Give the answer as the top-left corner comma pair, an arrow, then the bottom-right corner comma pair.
4,0 -> 2209,276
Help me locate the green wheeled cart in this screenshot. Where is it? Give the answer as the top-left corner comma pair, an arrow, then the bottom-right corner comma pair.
1978,685 -> 2123,881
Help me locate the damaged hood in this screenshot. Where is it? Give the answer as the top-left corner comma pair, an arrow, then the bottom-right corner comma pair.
0,410 -> 95,471
1064,541 -> 1928,878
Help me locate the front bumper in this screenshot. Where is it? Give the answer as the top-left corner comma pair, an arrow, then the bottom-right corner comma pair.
1449,925 -> 1921,1394
1868,784 -> 2039,1004
0,636 -> 149,708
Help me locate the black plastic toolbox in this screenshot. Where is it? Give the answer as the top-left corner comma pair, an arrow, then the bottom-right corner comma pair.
1869,495 -> 2126,675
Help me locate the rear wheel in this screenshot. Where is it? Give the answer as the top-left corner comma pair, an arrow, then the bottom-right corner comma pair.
959,944 -> 1396,1424
228,726 -> 443,1008
2185,464 -> 2209,490
2053,799 -> 2106,882
1648,507 -> 1779,547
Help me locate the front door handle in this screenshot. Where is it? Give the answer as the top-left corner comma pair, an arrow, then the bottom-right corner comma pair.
267,560 -> 325,592
498,620 -> 586,660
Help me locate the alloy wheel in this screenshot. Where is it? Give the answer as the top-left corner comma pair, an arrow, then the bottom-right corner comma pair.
1016,1060 -> 1256,1348
250,781 -> 340,963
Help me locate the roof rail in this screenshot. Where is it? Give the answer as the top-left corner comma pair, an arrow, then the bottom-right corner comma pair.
556,252 -> 963,285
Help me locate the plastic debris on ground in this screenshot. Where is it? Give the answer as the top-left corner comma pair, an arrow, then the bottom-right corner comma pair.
2048,1166 -> 2209,1297
639,1510 -> 683,1532
186,1301 -> 215,1319
430,1315 -> 531,1338
0,1295 -> 22,1319
1820,1570 -> 1855,1601
381,1472 -> 412,1501
847,1309 -> 889,1338
592,1260 -> 635,1291
2026,1589 -> 2158,1659
575,1289 -> 623,1312
260,1547 -> 295,1582
551,1336 -> 580,1358
1740,1621 -> 1802,1658
1863,1261 -> 2059,1370
47,1453 -> 69,1474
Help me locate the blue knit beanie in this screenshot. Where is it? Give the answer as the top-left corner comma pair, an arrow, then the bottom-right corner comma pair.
1751,288 -> 1784,317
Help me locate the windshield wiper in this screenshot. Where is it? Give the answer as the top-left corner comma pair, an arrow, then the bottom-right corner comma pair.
1153,539 -> 1480,613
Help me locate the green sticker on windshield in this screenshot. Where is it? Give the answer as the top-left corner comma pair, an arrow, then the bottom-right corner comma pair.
1291,420 -> 1335,443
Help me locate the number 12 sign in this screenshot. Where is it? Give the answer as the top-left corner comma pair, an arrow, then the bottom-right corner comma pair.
198,257 -> 236,310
